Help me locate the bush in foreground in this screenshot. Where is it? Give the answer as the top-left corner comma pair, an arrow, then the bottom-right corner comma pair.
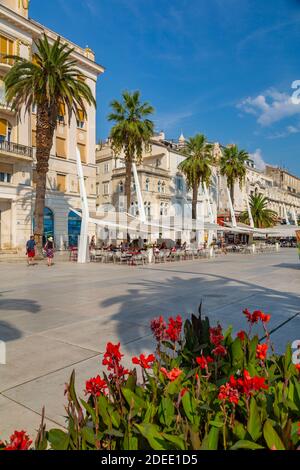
1,307 -> 300,450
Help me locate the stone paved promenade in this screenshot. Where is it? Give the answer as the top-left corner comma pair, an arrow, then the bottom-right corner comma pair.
0,250 -> 299,438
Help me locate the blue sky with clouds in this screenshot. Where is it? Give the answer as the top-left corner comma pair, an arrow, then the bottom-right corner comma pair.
30,0 -> 300,174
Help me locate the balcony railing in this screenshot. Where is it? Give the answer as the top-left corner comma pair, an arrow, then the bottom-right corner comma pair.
0,140 -> 33,158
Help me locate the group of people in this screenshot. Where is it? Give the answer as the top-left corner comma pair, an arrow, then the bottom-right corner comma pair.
26,235 -> 55,267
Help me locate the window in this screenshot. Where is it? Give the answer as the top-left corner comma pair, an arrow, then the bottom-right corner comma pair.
144,201 -> 151,216
119,181 -> 124,193
56,137 -> 66,158
162,182 -> 166,194
96,182 -> 100,195
103,182 -> 109,195
57,173 -> 66,192
0,118 -> 7,139
104,162 -> 109,174
176,176 -> 183,191
0,163 -> 12,183
57,102 -> 65,125
77,109 -> 85,129
78,143 -> 86,163
158,180 -> 161,193
0,35 -> 13,65
145,178 -> 150,191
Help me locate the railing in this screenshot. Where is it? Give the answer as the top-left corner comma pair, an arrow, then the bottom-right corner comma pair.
0,140 -> 33,158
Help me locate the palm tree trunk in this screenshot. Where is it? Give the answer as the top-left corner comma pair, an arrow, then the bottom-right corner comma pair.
125,159 -> 132,213
34,104 -> 56,254
230,182 -> 235,208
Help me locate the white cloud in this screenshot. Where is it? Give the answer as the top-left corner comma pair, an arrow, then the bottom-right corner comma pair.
249,149 -> 266,171
237,88 -> 300,126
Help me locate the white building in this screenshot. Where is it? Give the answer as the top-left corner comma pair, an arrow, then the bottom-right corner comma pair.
0,0 -> 104,251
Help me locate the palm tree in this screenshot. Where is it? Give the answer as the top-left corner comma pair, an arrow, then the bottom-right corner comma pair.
220,145 -> 251,207
239,194 -> 278,228
178,134 -> 213,220
108,91 -> 154,212
4,34 -> 95,248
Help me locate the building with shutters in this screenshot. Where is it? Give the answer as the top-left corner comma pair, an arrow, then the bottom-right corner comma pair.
0,0 -> 104,251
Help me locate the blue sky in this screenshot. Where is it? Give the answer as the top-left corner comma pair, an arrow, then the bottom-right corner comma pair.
30,0 -> 300,174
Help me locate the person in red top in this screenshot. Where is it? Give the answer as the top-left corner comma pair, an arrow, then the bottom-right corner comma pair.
26,235 -> 36,266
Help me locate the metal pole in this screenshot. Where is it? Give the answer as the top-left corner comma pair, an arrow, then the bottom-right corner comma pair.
76,147 -> 90,263
227,187 -> 237,227
244,187 -> 254,228
283,204 -> 290,225
132,162 -> 146,223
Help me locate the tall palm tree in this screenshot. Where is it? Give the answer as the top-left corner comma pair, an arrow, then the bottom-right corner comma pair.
108,91 -> 154,212
178,134 -> 213,220
4,34 -> 95,248
239,194 -> 278,228
220,145 -> 251,207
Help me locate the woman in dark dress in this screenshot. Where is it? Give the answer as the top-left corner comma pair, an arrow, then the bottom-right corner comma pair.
44,236 -> 54,267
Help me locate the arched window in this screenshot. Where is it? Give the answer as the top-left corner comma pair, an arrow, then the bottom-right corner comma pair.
33,207 -> 54,246
144,202 -> 151,217
119,181 -> 124,193
68,210 -> 82,247
158,180 -> 161,193
160,202 -> 164,216
162,182 -> 166,194
145,178 -> 150,192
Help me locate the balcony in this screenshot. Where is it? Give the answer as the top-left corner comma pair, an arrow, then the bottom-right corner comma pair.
0,140 -> 33,161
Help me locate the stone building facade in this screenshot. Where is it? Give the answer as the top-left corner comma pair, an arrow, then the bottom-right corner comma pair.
0,0 -> 104,251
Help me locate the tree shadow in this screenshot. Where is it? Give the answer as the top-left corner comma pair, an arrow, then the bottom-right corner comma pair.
0,291 -> 41,342
100,266 -> 300,355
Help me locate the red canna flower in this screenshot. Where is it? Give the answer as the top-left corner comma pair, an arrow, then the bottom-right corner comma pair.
165,316 -> 182,342
209,325 -> 224,346
212,344 -> 227,357
196,355 -> 214,369
256,343 -> 268,361
160,367 -> 182,382
295,364 -> 300,373
102,342 -> 123,370
237,330 -> 246,341
150,316 -> 167,342
132,353 -> 155,369
236,370 -> 268,396
4,431 -> 32,451
85,375 -> 107,397
243,309 -> 271,324
218,382 -> 240,405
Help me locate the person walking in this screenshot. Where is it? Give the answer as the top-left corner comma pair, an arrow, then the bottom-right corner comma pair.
26,235 -> 36,266
44,236 -> 55,267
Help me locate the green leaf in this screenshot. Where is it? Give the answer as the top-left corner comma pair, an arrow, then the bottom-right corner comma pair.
162,433 -> 186,450
47,429 -> 70,450
207,426 -> 219,450
134,423 -> 170,450
247,397 -> 262,442
263,420 -> 285,450
81,427 -> 96,446
182,392 -> 199,426
230,337 -> 244,369
230,440 -> 265,450
80,399 -> 96,422
232,421 -> 247,441
158,396 -> 175,427
122,388 -> 146,415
